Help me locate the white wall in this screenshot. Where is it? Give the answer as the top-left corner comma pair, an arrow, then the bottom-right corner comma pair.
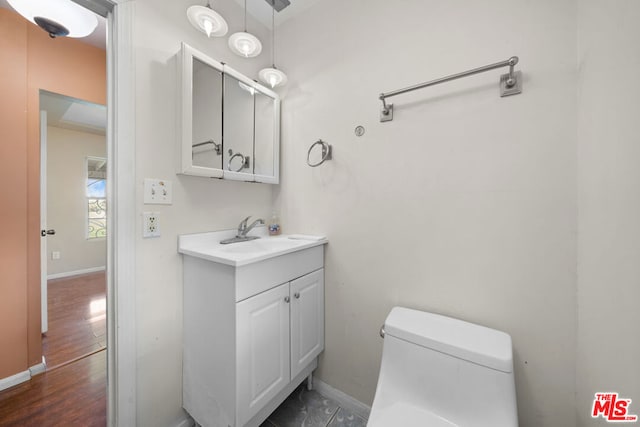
129,1 -> 640,426
275,1 -> 577,426
132,0 -> 274,425
47,126 -> 106,275
576,1 -> 640,425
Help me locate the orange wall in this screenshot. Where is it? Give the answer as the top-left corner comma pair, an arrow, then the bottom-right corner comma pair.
0,8 -> 29,380
0,8 -> 106,378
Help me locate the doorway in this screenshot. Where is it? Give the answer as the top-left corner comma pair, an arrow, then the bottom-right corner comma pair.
0,2 -> 111,424
40,91 -> 107,369
0,0 -> 135,424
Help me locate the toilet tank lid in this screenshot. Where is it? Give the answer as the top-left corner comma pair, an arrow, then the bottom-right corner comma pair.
384,307 -> 513,373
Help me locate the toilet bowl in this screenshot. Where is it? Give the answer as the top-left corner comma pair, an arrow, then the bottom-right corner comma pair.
368,307 -> 518,427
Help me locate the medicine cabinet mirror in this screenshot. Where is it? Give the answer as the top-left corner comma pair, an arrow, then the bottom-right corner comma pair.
178,43 -> 280,184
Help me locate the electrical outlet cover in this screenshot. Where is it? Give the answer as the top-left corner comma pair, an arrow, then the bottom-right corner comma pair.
143,212 -> 161,238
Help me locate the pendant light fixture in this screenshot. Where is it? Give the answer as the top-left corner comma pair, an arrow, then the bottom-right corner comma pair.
258,0 -> 287,88
187,2 -> 228,38
228,0 -> 262,58
7,0 -> 98,38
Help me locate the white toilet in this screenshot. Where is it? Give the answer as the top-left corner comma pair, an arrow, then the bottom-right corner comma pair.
367,307 -> 518,427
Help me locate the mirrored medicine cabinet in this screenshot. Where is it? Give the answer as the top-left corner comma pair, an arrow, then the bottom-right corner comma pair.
178,43 -> 280,184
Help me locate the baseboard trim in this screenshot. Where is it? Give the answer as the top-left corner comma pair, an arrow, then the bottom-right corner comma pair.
29,360 -> 47,376
0,370 -> 31,392
313,378 -> 371,420
48,266 -> 106,280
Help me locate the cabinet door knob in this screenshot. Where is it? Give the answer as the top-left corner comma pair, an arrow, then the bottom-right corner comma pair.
284,296 -> 290,303
294,292 -> 300,299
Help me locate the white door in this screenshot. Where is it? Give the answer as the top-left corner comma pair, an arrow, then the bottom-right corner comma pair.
236,283 -> 290,426
290,269 -> 324,379
40,110 -> 49,334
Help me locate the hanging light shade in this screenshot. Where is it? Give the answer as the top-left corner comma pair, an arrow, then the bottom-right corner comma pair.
228,32 -> 262,58
258,67 -> 287,88
7,0 -> 98,38
228,0 -> 262,58
187,3 -> 228,38
259,0 -> 287,88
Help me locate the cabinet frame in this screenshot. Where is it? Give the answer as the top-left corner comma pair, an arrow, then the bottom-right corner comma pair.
182,249 -> 324,427
178,43 -> 280,183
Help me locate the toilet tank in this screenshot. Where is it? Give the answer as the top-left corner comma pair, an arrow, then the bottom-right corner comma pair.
371,307 -> 518,427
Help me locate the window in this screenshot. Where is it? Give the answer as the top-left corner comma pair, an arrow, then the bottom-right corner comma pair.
87,157 -> 107,239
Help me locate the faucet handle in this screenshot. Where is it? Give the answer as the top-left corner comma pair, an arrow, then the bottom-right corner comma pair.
238,216 -> 251,232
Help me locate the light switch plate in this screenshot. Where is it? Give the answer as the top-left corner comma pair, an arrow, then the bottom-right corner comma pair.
144,179 -> 172,204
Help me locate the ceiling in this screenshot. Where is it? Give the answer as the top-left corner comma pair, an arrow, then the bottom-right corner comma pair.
0,0 -> 321,50
230,0 -> 325,28
40,91 -> 107,136
0,0 -> 106,50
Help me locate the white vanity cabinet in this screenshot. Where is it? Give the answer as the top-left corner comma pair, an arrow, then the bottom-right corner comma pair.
236,269 -> 324,425
180,231 -> 326,427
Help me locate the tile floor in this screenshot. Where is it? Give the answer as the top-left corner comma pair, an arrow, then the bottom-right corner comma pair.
260,383 -> 368,427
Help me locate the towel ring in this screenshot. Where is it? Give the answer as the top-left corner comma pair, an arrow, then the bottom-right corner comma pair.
227,152 -> 246,172
307,139 -> 332,167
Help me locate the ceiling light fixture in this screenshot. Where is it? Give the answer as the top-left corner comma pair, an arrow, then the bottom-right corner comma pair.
187,2 -> 228,38
258,0 -> 287,88
228,0 -> 262,58
7,0 -> 98,38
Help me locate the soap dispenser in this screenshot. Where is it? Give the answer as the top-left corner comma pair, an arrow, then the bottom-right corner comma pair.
268,211 -> 281,235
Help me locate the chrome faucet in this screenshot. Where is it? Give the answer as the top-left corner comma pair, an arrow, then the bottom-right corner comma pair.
237,216 -> 264,238
220,216 -> 264,244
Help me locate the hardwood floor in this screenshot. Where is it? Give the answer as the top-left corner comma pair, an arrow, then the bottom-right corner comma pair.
0,272 -> 107,425
0,350 -> 106,426
43,272 -> 106,368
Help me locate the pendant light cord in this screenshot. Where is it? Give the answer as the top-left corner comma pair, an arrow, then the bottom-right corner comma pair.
271,0 -> 276,67
244,0 -> 247,31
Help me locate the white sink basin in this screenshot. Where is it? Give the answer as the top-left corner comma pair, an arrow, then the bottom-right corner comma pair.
218,238 -> 301,254
178,226 -> 327,267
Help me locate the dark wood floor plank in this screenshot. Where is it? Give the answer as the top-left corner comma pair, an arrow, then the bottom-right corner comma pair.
0,350 -> 106,426
0,272 -> 107,425
43,272 -> 106,368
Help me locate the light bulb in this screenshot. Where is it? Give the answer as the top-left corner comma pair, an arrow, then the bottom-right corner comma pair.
202,18 -> 213,37
241,42 -> 250,57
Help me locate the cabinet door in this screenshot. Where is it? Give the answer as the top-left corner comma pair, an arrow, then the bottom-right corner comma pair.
236,283 -> 290,426
178,43 -> 224,178
290,269 -> 325,379
223,72 -> 255,181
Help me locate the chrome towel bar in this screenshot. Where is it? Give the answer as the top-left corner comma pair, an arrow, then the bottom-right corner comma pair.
379,56 -> 523,122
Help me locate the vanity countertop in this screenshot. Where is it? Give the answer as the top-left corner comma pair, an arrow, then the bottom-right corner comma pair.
178,226 -> 327,267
